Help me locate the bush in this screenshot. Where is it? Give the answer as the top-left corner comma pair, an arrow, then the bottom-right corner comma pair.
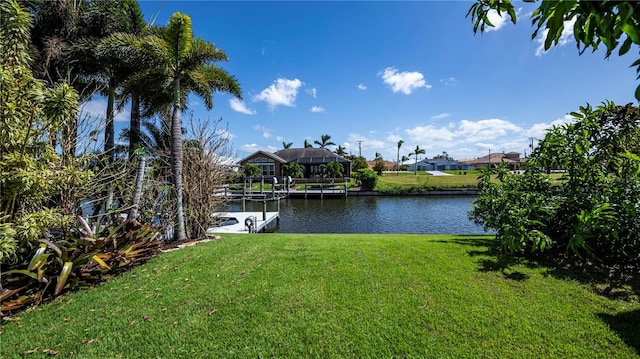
470,102 -> 640,264
357,169 -> 378,191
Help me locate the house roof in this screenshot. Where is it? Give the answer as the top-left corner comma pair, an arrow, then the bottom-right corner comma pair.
238,150 -> 287,164
466,153 -> 520,165
273,148 -> 351,164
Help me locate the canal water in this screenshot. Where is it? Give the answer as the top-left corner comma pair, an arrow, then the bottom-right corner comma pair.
227,196 -> 488,234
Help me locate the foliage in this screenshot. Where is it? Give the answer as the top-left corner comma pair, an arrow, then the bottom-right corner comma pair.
182,117 -> 233,239
241,163 -> 261,178
2,234 -> 637,357
0,0 -> 93,262
351,156 -> 368,172
373,160 -> 386,175
1,217 -> 160,315
282,162 -> 304,178
408,145 -> 426,175
321,161 -> 344,178
314,134 -> 336,149
470,102 -> 640,263
468,0 -> 640,100
356,169 -> 378,190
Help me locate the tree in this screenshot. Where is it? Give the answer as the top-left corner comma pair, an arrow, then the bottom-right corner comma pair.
351,156 -> 369,172
282,141 -> 293,149
321,161 -> 344,179
433,151 -> 453,161
408,145 -> 426,175
396,139 -> 404,175
470,101 -> 640,263
282,162 -> 304,178
373,160 -> 386,175
335,145 -> 347,156
400,155 -> 410,171
304,139 -> 313,148
468,0 -> 640,100
1,0 -> 92,261
314,134 -> 336,149
137,12 -> 242,241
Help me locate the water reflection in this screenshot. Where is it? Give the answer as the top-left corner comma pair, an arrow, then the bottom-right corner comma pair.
227,195 -> 488,234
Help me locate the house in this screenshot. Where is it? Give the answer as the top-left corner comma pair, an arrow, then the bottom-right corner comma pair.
460,152 -> 526,170
238,148 -> 352,178
367,160 -> 396,171
405,158 -> 475,172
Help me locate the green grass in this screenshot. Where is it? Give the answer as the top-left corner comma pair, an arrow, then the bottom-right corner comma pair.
2,234 -> 638,358
376,172 -> 480,192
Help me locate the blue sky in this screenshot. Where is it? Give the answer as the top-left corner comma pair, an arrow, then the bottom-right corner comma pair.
87,1 -> 637,161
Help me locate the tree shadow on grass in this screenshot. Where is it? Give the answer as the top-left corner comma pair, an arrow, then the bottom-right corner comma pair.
598,308 -> 640,356
440,236 -> 532,281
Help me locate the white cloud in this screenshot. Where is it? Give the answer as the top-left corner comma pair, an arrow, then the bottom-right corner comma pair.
229,98 -> 256,115
378,67 -> 431,95
311,106 -> 325,113
485,7 -> 521,32
80,99 -> 129,123
431,113 -> 451,120
357,83 -> 367,90
402,118 -> 522,158
253,124 -> 273,139
485,9 -> 510,32
308,87 -> 317,98
525,114 -> 575,138
458,119 -> 522,142
253,78 -> 303,110
239,143 -> 277,154
347,133 -> 386,152
440,77 -> 457,86
535,17 -> 576,57
386,134 -> 403,143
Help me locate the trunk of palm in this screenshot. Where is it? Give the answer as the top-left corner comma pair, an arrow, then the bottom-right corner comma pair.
170,78 -> 187,241
129,93 -> 141,159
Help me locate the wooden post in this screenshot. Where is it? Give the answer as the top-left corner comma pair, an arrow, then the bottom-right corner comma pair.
344,180 -> 348,198
320,183 -> 324,200
260,177 -> 264,193
305,184 -> 308,199
242,197 -> 246,212
262,200 -> 266,220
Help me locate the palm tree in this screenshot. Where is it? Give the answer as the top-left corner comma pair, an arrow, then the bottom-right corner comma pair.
304,139 -> 313,148
408,145 -> 426,175
396,139 -> 404,175
282,141 -> 293,149
314,134 -> 336,149
335,145 -> 347,156
126,12 -> 242,241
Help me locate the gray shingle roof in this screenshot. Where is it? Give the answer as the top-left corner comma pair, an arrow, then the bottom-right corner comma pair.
273,148 -> 351,164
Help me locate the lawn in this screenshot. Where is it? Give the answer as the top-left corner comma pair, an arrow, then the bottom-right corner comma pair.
376,172 -> 480,192
2,234 -> 638,358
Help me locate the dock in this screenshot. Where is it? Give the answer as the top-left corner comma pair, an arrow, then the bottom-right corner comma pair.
207,211 -> 280,234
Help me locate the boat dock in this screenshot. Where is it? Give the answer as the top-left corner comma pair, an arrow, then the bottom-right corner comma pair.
207,211 -> 280,234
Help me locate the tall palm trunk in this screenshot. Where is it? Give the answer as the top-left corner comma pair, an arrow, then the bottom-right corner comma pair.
129,93 -> 141,159
105,82 -> 116,161
170,78 -> 186,241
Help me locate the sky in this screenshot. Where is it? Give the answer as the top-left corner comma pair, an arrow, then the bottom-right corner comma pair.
86,1 -> 638,162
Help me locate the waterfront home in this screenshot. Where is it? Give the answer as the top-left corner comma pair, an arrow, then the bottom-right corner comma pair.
406,158 -> 476,172
238,148 -> 352,179
460,152 -> 525,170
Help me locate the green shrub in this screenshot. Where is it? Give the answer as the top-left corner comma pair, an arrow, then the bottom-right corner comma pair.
470,102 -> 640,263
357,169 -> 378,191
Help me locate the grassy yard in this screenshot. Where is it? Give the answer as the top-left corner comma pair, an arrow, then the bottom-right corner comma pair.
376,172 -> 480,192
2,234 -> 638,358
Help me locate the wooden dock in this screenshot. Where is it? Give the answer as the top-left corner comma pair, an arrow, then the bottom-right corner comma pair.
207,211 -> 280,234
